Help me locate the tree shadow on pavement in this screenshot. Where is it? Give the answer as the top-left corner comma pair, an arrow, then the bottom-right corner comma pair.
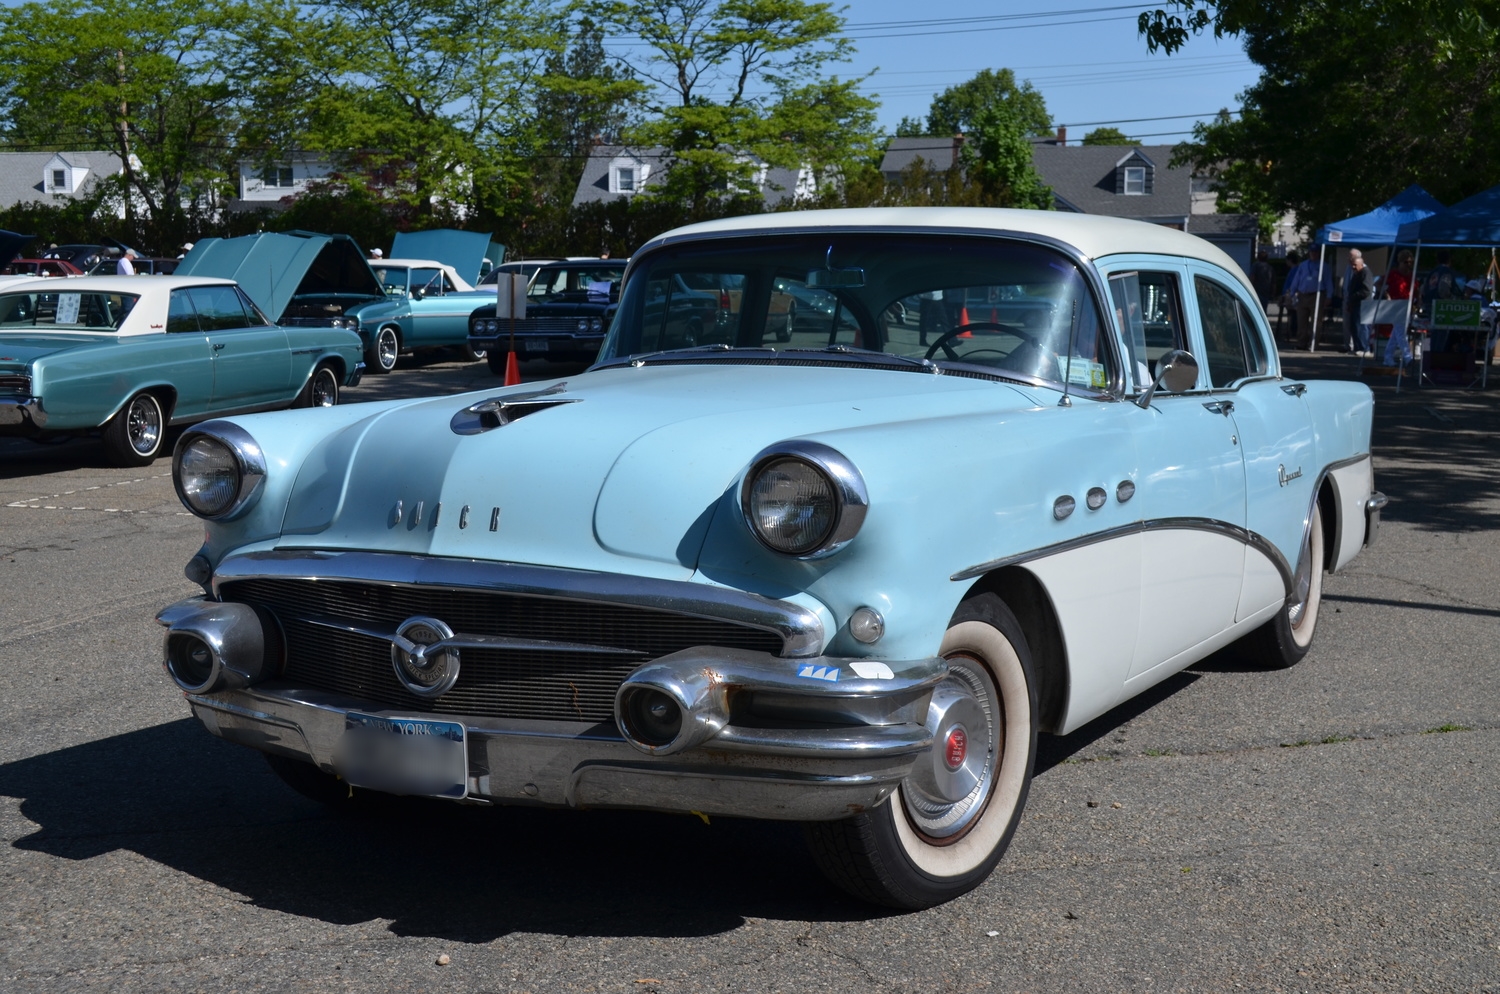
0,719 -> 889,943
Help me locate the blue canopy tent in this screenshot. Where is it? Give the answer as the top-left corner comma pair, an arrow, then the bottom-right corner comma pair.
1391,183 -> 1500,388
1302,185 -> 1445,352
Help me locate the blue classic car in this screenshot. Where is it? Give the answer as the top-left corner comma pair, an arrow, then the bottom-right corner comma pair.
467,258 -> 627,370
155,209 -> 1383,908
0,275 -> 364,465
350,258 -> 499,373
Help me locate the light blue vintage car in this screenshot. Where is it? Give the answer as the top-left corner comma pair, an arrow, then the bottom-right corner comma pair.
155,209 -> 1384,909
350,258 -> 498,373
0,275 -> 364,466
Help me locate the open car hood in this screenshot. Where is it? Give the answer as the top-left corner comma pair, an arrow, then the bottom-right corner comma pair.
0,230 -> 34,270
390,229 -> 503,285
174,231 -> 383,322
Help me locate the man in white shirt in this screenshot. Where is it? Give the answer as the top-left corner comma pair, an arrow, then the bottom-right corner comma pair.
116,249 -> 137,276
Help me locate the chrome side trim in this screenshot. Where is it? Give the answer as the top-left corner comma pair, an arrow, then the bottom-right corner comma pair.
211,549 -> 827,658
951,516 -> 1295,592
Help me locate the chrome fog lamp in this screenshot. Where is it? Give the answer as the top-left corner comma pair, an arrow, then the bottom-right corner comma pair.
172,422 -> 267,520
741,441 -> 869,558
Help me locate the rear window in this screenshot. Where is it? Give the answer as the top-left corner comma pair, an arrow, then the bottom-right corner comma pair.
0,290 -> 140,331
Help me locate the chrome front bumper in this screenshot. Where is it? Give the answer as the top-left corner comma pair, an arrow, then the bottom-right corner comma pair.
184,679 -> 934,821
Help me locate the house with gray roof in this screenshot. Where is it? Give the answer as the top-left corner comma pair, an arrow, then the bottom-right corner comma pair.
573,145 -> 818,207
0,150 -> 125,210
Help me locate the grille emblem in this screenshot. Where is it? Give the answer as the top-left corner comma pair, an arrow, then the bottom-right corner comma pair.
390,616 -> 461,698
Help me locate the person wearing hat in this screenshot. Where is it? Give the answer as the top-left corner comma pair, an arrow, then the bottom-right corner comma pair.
178,242 -> 194,259
370,247 -> 383,260
116,248 -> 137,276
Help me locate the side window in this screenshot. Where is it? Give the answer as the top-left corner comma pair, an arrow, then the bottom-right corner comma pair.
188,285 -> 251,331
1109,271 -> 1187,391
410,268 -> 440,295
1194,276 -> 1268,388
167,289 -> 201,333
234,287 -> 273,326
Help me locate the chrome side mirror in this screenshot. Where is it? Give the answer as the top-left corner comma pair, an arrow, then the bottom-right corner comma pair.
1136,349 -> 1199,409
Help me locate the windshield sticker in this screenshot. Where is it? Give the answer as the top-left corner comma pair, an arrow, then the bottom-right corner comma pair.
55,293 -> 81,324
1066,360 -> 1107,388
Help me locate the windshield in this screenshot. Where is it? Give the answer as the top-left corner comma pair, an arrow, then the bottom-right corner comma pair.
530,264 -> 627,303
0,290 -> 140,331
600,233 -> 1114,392
372,266 -> 411,295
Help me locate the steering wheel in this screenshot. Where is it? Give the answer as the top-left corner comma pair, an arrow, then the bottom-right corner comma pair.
924,322 -> 1038,361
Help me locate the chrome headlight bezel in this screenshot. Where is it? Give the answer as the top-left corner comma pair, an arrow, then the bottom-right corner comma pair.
172,421 -> 268,521
740,440 -> 869,559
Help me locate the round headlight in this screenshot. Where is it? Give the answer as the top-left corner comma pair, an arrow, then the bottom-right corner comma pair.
590,317 -> 603,332
577,318 -> 589,332
178,437 -> 241,516
172,422 -> 267,520
747,458 -> 836,555
742,442 -> 869,558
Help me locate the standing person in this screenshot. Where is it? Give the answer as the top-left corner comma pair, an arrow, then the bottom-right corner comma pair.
1417,249 -> 1461,352
1251,248 -> 1275,311
1342,248 -> 1374,354
369,247 -> 383,261
1291,252 -> 1332,350
116,249 -> 137,276
1382,250 -> 1415,367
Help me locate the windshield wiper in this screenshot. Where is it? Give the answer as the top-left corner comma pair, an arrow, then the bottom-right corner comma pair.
783,345 -> 941,372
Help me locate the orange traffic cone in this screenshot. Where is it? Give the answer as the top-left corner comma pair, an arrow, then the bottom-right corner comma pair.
503,350 -> 521,386
957,306 -> 972,338
989,306 -> 999,324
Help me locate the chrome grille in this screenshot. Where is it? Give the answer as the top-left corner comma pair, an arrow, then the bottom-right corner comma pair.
514,317 -> 592,335
222,578 -> 783,722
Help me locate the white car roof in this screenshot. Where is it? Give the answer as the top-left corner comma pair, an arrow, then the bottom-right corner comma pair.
374,259 -> 475,292
0,274 -> 238,294
647,207 -> 1253,291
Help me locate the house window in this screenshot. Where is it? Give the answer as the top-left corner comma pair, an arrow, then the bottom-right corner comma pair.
51,169 -> 66,189
615,167 -> 635,193
261,166 -> 295,188
1123,166 -> 1146,195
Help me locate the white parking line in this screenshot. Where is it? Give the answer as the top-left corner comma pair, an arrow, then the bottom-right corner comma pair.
5,472 -> 172,508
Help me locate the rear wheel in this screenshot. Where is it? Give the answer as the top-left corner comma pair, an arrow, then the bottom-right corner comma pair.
365,326 -> 399,374
102,391 -> 166,467
804,593 -> 1038,909
292,363 -> 339,408
1241,508 -> 1325,668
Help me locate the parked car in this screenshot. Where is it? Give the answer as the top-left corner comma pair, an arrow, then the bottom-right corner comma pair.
0,275 -> 364,466
477,258 -> 561,286
348,259 -> 498,373
388,228 -> 503,286
85,256 -> 179,276
466,258 -> 627,371
41,244 -> 114,270
155,208 -> 1382,909
1,258 -> 84,278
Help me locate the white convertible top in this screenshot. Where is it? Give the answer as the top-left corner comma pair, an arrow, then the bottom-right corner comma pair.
374,259 -> 475,293
646,207 -> 1255,293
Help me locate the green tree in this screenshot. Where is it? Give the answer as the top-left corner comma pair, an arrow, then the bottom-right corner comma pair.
925,68 -> 1050,137
962,100 -> 1051,209
0,0 -> 247,238
600,0 -> 878,212
1139,1 -> 1500,229
1081,126 -> 1135,145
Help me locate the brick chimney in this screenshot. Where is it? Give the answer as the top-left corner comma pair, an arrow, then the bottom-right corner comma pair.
1055,125 -> 1067,146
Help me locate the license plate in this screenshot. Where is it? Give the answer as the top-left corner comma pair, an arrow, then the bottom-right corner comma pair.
523,338 -> 551,353
336,712 -> 468,799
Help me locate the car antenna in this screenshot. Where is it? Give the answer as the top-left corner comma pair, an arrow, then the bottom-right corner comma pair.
1058,298 -> 1078,407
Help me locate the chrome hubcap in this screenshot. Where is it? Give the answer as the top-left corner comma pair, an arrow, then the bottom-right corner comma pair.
127,397 -> 161,454
311,371 -> 336,407
377,330 -> 397,368
903,654 -> 1000,840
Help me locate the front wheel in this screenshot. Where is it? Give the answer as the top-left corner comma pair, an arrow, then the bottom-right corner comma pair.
101,391 -> 166,467
1240,507 -> 1325,668
292,363 -> 339,408
365,326 -> 399,374
462,341 -> 488,362
804,593 -> 1038,909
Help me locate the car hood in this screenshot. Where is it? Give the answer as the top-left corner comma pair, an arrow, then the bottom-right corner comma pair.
175,231 -> 383,322
275,362 -> 1044,577
390,229 -> 500,285
0,332 -> 117,368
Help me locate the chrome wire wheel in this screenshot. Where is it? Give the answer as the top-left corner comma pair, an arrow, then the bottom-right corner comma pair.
309,366 -> 338,407
900,654 -> 1001,842
375,327 -> 399,371
126,394 -> 162,455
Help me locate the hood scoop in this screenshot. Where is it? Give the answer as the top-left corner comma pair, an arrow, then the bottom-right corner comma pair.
450,382 -> 580,435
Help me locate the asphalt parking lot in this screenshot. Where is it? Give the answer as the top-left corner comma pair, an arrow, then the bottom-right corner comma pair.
1,350 -> 1496,993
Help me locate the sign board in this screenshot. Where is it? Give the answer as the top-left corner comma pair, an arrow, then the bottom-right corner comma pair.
54,293 -> 81,325
493,273 -> 528,320
1431,298 -> 1481,330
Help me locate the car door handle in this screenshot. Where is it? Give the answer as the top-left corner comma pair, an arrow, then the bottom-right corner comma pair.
1281,383 -> 1307,396
1202,400 -> 1234,416
212,342 -> 225,351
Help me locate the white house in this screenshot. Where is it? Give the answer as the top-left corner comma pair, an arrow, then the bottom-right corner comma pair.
0,150 -> 126,210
